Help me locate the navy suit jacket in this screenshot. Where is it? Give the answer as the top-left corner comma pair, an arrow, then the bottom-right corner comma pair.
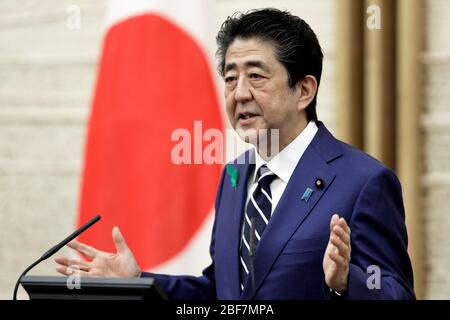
143,122 -> 415,300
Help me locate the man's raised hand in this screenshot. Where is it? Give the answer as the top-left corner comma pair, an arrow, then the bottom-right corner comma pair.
323,214 -> 351,294
54,226 -> 141,278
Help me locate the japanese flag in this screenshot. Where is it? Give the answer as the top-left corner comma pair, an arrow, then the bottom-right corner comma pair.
77,0 -> 223,274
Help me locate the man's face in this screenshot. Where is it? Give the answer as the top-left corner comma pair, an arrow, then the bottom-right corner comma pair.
223,38 -> 305,150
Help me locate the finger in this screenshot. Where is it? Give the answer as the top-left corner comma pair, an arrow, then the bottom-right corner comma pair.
56,265 -> 92,277
330,214 -> 340,232
338,217 -> 351,235
333,225 -> 351,245
330,234 -> 349,257
329,250 -> 346,267
67,259 -> 91,271
54,256 -> 90,267
332,227 -> 352,260
54,256 -> 71,267
67,240 -> 98,259
55,258 -> 91,273
56,265 -> 72,276
112,226 -> 130,254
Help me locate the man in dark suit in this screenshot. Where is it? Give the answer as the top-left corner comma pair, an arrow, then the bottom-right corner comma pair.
55,8 -> 415,299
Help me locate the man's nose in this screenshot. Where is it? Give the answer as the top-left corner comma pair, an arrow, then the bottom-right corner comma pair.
234,77 -> 252,102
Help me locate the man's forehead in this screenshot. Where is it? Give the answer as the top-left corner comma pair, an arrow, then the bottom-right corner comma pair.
224,38 -> 276,71
224,60 -> 271,73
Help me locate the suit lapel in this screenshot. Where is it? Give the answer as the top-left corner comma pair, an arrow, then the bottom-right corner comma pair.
240,123 -> 343,299
226,151 -> 255,299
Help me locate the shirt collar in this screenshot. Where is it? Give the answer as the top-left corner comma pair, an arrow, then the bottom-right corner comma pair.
253,121 -> 319,183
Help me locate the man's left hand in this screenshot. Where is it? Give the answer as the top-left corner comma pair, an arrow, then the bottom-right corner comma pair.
323,214 -> 351,294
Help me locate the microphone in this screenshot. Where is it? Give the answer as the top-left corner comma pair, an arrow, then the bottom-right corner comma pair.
12,214 -> 101,300
248,217 -> 257,300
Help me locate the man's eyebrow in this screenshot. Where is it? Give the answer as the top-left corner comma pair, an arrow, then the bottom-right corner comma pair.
244,60 -> 270,73
224,62 -> 236,73
224,60 -> 271,73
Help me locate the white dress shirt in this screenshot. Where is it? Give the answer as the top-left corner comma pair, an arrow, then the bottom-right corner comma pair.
245,121 -> 319,216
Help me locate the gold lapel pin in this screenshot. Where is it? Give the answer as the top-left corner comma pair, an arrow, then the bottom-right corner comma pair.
315,178 -> 324,190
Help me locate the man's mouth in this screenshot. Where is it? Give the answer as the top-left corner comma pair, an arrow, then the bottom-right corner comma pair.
237,112 -> 259,125
238,112 -> 258,120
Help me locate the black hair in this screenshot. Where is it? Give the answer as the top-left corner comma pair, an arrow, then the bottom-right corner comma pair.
216,8 -> 323,122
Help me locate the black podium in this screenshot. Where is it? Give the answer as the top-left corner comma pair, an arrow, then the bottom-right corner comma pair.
20,276 -> 167,300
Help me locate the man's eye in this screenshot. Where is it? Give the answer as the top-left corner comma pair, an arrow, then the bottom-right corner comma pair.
225,76 -> 236,83
249,73 -> 262,79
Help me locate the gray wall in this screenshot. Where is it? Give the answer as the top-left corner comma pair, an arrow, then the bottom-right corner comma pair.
0,0 -> 106,299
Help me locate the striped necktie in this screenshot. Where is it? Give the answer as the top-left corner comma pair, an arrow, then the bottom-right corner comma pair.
240,165 -> 277,292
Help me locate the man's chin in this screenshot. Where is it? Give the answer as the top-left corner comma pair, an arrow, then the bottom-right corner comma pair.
233,126 -> 256,144
234,127 -> 268,145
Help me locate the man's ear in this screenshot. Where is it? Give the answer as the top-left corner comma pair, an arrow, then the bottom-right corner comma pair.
295,75 -> 318,111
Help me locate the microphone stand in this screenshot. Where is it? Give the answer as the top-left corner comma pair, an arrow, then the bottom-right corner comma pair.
12,215 -> 101,300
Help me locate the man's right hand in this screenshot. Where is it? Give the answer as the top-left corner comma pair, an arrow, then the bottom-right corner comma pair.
54,226 -> 141,278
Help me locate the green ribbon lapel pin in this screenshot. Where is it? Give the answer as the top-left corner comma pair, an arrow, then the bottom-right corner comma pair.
226,164 -> 239,188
